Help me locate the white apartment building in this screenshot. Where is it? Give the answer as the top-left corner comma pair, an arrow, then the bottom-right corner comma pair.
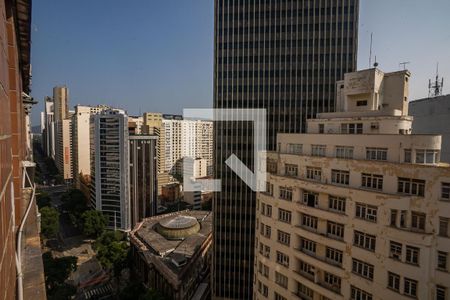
254,68 -> 450,300
42,96 -> 55,158
90,109 -> 130,231
163,117 -> 213,176
72,104 -> 110,188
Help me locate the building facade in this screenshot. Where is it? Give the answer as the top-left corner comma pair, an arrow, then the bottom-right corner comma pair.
409,94 -> 450,163
71,104 -> 110,188
129,135 -> 158,227
130,210 -> 212,300
213,1 -> 359,298
254,68 -> 450,300
42,96 -> 55,158
0,0 -> 45,299
90,109 -> 130,231
53,86 -> 69,122
54,118 -> 72,182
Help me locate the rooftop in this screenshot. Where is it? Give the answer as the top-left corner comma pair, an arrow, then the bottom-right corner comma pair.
130,210 -> 212,280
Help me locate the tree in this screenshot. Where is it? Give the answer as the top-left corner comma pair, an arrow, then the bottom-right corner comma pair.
40,207 -> 59,239
36,192 -> 51,209
81,210 -> 107,238
119,282 -> 165,300
42,252 -> 78,299
94,231 -> 129,276
61,189 -> 88,227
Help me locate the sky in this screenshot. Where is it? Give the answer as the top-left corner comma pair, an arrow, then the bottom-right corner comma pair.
30,0 -> 450,125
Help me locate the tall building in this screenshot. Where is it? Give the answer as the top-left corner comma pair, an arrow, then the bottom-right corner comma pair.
254,68 -> 450,300
143,112 -> 169,195
0,0 -> 45,299
54,117 -> 72,182
129,135 -> 158,227
409,94 -> 450,163
42,96 -> 55,158
53,85 -> 69,121
213,1 -> 359,298
72,104 -> 110,188
90,109 -> 130,231
163,117 -> 213,176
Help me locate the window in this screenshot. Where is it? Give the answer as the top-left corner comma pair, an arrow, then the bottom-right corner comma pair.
279,187 -> 293,201
285,164 -> 298,177
354,231 -> 376,251
390,209 -> 398,226
404,149 -> 412,163
352,258 -> 374,280
411,212 -> 426,231
277,230 -> 290,246
299,260 -> 315,278
361,173 -> 383,190
267,160 -> 277,173
263,245 -> 270,258
405,246 -> 420,265
355,203 -> 378,222
287,143 -> 302,154
439,217 -> 449,237
311,144 -> 326,157
442,182 -> 450,200
398,177 -> 425,196
297,283 -> 314,299
328,196 -> 346,213
416,149 -> 439,164
306,167 -> 321,181
260,223 -> 271,238
258,261 -> 269,278
436,285 -> 447,300
336,146 -> 354,159
400,210 -> 407,228
278,208 -> 291,224
390,241 -> 402,260
437,251 -> 448,271
324,272 -> 341,292
331,169 -> 350,185
404,278 -> 418,297
327,221 -> 344,240
366,147 -> 388,161
351,285 -> 373,300
302,214 -> 318,230
261,203 -> 272,217
274,292 -> 287,300
357,100 -> 368,106
326,247 -> 343,266
302,190 -> 318,207
319,124 -> 325,133
388,272 -> 400,291
265,182 -> 273,196
341,123 -> 363,134
275,271 -> 288,288
259,282 -> 268,297
276,251 -> 289,267
300,238 -> 316,254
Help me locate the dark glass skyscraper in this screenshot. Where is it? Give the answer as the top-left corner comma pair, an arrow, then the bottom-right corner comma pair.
213,1 -> 359,298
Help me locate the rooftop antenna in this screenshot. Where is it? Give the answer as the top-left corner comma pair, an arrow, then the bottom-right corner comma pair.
373,56 -> 378,68
428,63 -> 444,97
369,32 -> 373,68
399,62 -> 410,70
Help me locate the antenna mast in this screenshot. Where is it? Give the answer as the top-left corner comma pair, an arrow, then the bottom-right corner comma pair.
369,33 -> 373,68
428,63 -> 444,97
399,62 -> 410,70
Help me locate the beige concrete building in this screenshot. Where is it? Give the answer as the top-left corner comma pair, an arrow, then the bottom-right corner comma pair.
54,118 -> 72,182
71,105 -> 110,188
143,112 -> 169,195
254,68 -> 450,300
53,86 -> 69,121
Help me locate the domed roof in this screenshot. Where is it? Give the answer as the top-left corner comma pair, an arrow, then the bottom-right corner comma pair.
157,215 -> 200,240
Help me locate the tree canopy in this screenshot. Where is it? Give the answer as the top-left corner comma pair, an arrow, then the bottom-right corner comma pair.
42,252 -> 78,299
81,210 -> 107,238
40,207 -> 60,239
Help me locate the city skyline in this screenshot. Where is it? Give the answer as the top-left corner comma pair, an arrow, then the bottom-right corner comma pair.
30,0 -> 450,125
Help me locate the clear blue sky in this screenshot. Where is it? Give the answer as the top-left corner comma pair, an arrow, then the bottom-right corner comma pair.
31,0 -> 450,125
